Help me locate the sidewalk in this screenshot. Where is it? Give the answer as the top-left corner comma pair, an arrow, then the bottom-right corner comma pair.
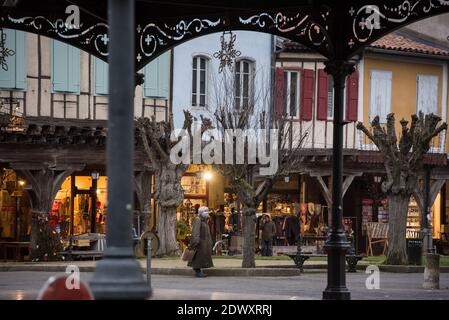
1,257 -> 448,276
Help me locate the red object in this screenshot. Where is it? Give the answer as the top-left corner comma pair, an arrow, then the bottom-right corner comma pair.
316,69 -> 329,120
37,276 -> 94,300
345,70 -> 359,122
274,67 -> 285,117
300,69 -> 315,121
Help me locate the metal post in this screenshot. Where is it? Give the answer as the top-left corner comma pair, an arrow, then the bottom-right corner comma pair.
322,60 -> 353,300
423,167 -> 433,253
90,176 -> 98,233
90,0 -> 149,300
147,238 -> 152,288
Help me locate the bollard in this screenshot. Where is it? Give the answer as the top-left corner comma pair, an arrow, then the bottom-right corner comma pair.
147,238 -> 152,288
423,253 -> 440,289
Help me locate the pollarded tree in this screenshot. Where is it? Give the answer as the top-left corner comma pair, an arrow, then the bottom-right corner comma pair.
137,111 -> 211,256
357,112 -> 446,265
208,73 -> 308,268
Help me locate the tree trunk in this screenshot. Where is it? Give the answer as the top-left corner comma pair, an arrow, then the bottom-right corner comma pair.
153,163 -> 184,256
242,207 -> 256,268
385,193 -> 410,265
156,205 -> 179,256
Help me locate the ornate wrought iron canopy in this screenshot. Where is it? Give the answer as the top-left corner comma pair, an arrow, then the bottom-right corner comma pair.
1,0 -> 448,69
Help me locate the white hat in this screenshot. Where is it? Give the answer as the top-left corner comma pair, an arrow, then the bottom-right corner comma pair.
198,206 -> 209,215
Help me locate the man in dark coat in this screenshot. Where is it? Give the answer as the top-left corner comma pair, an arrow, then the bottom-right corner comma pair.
260,215 -> 276,256
188,206 -> 214,277
284,214 -> 300,245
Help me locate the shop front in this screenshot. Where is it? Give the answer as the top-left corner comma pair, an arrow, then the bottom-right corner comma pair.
0,169 -> 32,260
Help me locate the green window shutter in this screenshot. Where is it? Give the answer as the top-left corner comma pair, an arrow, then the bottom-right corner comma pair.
68,45 -> 80,94
144,57 -> 158,97
0,29 -> 17,89
14,30 -> 27,90
94,58 -> 108,95
157,52 -> 169,98
52,40 -> 69,92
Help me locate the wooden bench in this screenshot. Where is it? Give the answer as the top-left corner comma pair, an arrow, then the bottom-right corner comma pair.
275,243 -> 364,272
58,250 -> 103,261
283,253 -> 364,272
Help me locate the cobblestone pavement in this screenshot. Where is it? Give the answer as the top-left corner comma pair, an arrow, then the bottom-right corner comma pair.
0,271 -> 448,300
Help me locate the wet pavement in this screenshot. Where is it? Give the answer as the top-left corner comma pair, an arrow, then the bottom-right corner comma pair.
0,271 -> 448,300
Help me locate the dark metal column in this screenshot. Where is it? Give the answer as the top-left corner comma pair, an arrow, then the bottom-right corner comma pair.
322,60 -> 354,300
90,177 -> 97,233
90,0 -> 150,300
423,167 -> 432,253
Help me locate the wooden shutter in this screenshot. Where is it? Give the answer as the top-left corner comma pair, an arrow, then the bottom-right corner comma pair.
94,58 -> 108,95
52,40 -> 69,92
316,69 -> 328,120
369,70 -> 392,122
417,75 -> 438,115
157,52 -> 169,98
144,56 -> 159,97
300,69 -> 314,121
274,67 -> 285,117
68,45 -> 80,93
14,30 -> 27,90
345,70 -> 359,122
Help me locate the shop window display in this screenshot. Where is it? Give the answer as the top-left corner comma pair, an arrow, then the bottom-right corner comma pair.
0,170 -> 30,242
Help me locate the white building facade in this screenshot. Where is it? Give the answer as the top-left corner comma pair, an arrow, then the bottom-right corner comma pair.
172,31 -> 275,129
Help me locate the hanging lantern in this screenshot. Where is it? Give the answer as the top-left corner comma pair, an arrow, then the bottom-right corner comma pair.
0,28 -> 16,71
213,30 -> 241,73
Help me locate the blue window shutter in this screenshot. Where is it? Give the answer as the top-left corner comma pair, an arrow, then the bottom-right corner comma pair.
52,40 -> 69,92
94,58 -> 108,95
144,58 -> 158,97
14,30 -> 27,90
157,52 -> 169,98
68,45 -> 80,93
0,29 -> 17,89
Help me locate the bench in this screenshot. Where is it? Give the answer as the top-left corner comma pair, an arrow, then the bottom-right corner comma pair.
275,240 -> 364,272
283,253 -> 364,272
58,250 -> 103,261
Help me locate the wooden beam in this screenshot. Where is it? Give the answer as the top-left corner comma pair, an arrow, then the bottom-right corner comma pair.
315,175 -> 332,207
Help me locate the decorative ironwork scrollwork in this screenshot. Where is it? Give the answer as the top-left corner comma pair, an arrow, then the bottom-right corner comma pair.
239,11 -> 329,47
6,14 -> 109,56
137,18 -> 222,61
349,0 -> 449,48
0,28 -> 15,71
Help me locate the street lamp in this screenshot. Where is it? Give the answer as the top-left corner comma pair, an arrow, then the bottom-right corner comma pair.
91,171 -> 100,180
90,171 -> 99,234
89,0 -> 149,300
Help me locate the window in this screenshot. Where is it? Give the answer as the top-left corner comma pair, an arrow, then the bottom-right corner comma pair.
52,40 -> 80,93
324,76 -> 347,119
369,70 -> 392,123
94,58 -> 108,95
235,59 -> 254,109
283,70 -> 299,117
144,52 -> 169,98
191,56 -> 208,107
0,29 -> 26,90
417,75 -> 438,115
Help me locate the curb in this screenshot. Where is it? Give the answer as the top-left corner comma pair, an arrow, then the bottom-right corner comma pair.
0,264 -> 302,277
1,264 -> 448,274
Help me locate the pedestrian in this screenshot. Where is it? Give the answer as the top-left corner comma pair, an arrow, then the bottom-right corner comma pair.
284,213 -> 300,246
260,214 -> 276,256
188,206 -> 214,277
